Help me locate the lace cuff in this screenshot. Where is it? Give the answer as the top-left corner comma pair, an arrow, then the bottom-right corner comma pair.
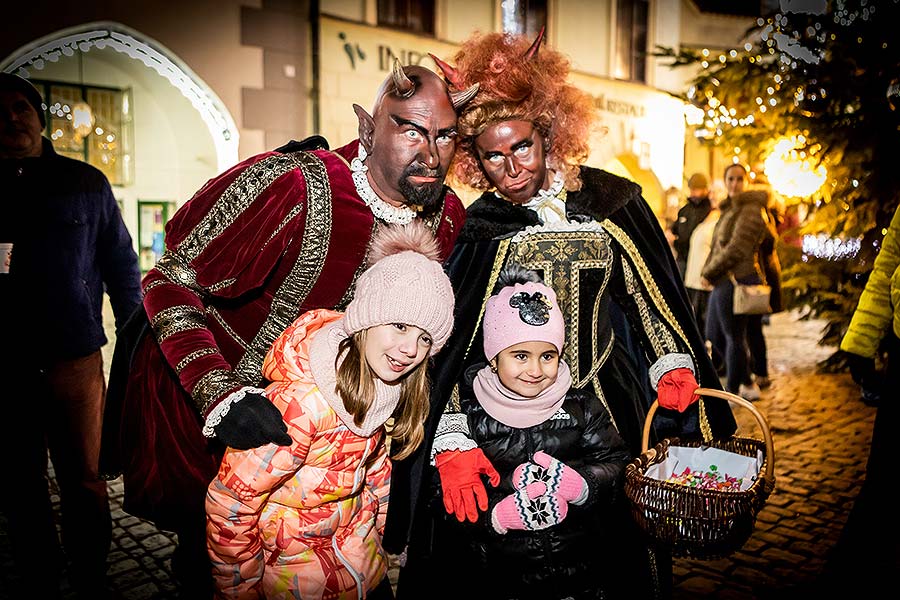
201,386 -> 267,438
429,412 -> 477,462
648,353 -> 695,390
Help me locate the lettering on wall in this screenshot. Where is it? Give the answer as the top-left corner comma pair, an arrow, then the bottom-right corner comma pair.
337,30 -> 430,71
593,94 -> 646,118
339,32 -> 367,69
378,46 -> 428,70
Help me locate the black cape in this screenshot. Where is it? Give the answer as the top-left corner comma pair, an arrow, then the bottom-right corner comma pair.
384,167 -> 737,560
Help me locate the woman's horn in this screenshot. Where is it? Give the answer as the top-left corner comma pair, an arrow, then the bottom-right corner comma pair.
428,53 -> 463,89
450,83 -> 480,109
524,26 -> 546,60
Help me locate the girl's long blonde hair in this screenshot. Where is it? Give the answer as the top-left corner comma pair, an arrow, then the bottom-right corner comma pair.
335,330 -> 430,460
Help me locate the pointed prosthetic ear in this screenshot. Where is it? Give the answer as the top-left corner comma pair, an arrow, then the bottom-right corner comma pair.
353,103 -> 375,151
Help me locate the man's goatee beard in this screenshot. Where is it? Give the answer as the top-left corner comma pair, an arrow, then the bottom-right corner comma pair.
399,176 -> 444,216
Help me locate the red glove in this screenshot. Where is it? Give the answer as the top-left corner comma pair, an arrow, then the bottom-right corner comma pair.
434,448 -> 501,523
657,367 -> 700,412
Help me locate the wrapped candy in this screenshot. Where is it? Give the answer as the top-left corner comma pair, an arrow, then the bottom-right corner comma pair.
665,465 -> 744,491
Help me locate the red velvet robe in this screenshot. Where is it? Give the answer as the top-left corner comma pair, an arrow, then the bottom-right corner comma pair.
111,140 -> 464,526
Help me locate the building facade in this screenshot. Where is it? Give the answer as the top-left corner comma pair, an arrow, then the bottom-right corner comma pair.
1,0 -> 754,264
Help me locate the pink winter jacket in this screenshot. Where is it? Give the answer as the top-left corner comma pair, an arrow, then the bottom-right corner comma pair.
206,309 -> 391,600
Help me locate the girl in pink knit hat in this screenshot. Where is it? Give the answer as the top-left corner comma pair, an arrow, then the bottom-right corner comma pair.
205,221 -> 454,600
427,263 -> 632,600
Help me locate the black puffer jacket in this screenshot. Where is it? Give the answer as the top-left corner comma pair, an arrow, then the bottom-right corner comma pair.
427,363 -> 632,599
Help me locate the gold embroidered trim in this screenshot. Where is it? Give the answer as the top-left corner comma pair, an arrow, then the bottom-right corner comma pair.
601,219 -> 692,349
155,251 -> 200,291
175,153 -> 307,263
175,347 -> 218,373
195,368 -> 242,414
207,278 -> 237,293
142,278 -> 170,293
150,305 -> 206,342
234,152 -> 333,384
506,228 -> 613,389
620,258 -> 676,357
336,220 -> 378,310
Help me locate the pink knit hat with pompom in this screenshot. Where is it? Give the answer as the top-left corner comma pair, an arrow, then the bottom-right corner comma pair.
343,221 -> 455,354
483,274 -> 565,361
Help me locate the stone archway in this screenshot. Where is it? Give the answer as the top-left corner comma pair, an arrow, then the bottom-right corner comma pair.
1,21 -> 238,172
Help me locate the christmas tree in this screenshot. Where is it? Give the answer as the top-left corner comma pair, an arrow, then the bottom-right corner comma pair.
657,0 -> 900,368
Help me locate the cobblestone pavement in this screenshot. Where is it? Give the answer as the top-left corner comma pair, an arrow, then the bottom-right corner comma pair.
0,310 -> 874,599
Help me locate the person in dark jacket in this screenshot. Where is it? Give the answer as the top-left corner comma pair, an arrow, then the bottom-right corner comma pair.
428,265 -> 633,600
700,164 -> 770,400
0,73 -> 142,599
671,172 -> 712,279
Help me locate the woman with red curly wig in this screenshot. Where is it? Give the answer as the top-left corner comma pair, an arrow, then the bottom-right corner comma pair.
383,31 -> 737,600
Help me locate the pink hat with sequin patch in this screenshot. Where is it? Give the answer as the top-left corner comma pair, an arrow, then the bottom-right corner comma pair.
483,279 -> 565,361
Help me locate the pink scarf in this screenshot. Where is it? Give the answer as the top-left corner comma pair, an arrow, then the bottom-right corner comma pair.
309,320 -> 401,437
472,360 -> 573,428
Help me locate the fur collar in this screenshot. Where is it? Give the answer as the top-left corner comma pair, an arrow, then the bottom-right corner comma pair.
460,166 -> 642,242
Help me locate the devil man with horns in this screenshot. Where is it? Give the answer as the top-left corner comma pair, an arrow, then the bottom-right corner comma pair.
99,62 -> 478,597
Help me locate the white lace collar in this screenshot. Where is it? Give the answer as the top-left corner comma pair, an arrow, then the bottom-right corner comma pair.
522,171 -> 565,207
501,171 -> 568,224
350,150 -> 417,225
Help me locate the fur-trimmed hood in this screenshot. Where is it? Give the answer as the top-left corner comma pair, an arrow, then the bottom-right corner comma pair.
460,166 -> 641,242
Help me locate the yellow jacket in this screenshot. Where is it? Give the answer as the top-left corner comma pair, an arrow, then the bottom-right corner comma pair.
841,206 -> 900,358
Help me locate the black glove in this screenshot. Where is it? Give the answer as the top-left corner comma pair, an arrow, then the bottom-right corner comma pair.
845,352 -> 880,391
213,391 -> 292,450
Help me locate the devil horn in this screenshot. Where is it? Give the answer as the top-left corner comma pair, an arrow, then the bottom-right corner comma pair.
524,26 -> 546,60
428,53 -> 463,89
391,58 -> 415,98
450,83 -> 480,109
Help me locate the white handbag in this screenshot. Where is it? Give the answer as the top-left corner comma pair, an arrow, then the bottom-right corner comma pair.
732,278 -> 772,315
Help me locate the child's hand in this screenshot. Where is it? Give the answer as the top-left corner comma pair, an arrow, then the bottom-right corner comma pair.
435,448 -> 501,523
521,451 -> 588,506
491,482 -> 568,534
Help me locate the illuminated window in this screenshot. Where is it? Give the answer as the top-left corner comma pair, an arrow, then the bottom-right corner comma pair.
377,0 -> 435,35
35,80 -> 134,186
615,0 -> 648,83
501,0 -> 547,37
138,200 -> 176,273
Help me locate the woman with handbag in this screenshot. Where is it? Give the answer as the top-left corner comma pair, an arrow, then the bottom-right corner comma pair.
746,192 -> 784,389
700,164 -> 771,400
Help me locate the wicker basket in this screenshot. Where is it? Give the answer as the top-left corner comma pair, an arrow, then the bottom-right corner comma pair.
624,388 -> 775,559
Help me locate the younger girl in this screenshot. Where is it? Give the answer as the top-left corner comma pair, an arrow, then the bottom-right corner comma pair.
205,222 -> 454,600
423,265 -> 635,600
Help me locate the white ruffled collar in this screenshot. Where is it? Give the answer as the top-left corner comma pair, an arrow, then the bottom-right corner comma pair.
350,151 -> 417,225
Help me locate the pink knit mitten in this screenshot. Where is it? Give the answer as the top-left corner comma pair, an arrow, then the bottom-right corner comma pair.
530,451 -> 589,505
491,482 -> 569,534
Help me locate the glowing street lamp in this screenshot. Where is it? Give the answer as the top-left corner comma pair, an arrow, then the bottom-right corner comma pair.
763,136 -> 827,198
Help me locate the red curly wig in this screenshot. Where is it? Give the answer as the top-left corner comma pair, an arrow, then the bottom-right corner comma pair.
447,31 -> 597,192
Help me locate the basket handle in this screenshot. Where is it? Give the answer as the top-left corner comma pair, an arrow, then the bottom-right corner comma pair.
642,387 -> 775,483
